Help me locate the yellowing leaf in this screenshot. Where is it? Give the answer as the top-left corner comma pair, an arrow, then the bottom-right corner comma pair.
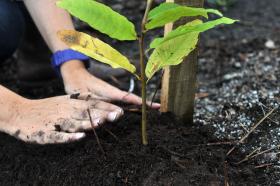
58,30 -> 137,75
145,20 -> 201,80
57,0 -> 137,41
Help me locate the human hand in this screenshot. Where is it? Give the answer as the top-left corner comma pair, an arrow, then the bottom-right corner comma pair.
6,95 -> 123,144
61,60 -> 161,109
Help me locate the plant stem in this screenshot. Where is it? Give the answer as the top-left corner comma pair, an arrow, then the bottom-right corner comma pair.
139,0 -> 154,145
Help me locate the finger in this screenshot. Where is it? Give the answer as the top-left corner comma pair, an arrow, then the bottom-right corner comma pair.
46,132 -> 85,144
28,131 -> 85,144
53,118 -> 89,132
69,92 -> 109,102
113,91 -> 142,105
68,98 -> 120,113
107,110 -> 123,122
71,107 -> 122,128
71,109 -> 90,120
89,108 -> 122,123
53,117 -> 106,132
122,92 -> 142,105
147,101 -> 161,109
76,120 -> 94,131
117,91 -> 161,109
53,118 -> 80,132
87,100 -> 123,113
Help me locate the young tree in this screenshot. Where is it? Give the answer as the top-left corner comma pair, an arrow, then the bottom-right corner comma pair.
56,0 -> 236,144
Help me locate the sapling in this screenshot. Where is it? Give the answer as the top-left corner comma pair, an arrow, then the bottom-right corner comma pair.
56,0 -> 237,145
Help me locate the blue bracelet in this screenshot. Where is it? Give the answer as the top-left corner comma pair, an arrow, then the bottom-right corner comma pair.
51,49 -> 90,76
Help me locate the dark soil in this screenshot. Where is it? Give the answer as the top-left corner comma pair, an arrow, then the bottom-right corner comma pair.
0,0 -> 280,185
0,111 -> 268,186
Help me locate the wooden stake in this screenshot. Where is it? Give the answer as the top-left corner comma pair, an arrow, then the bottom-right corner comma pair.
160,0 -> 204,124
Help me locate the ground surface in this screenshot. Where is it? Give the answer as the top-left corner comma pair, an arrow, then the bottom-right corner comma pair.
0,0 -> 280,185
0,112 -> 272,186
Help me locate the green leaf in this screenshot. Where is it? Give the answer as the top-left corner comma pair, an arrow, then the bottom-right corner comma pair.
148,3 -> 179,19
57,0 -> 137,41
150,17 -> 237,48
58,30 -> 137,76
145,20 -> 202,80
146,2 -> 223,30
145,31 -> 199,80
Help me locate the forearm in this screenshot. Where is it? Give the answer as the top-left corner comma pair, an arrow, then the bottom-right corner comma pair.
0,85 -> 26,132
23,0 -> 75,52
23,0 -> 85,76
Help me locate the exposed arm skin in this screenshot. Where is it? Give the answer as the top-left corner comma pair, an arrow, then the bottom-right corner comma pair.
23,0 -> 160,108
0,85 -> 124,144
23,0 -> 85,75
23,0 -> 74,52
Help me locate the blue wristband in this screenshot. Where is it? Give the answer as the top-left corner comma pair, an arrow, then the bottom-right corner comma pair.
51,49 -> 90,76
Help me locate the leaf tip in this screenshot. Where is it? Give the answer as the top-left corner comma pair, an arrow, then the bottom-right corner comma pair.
216,10 -> 223,17
234,19 -> 240,23
223,17 -> 239,24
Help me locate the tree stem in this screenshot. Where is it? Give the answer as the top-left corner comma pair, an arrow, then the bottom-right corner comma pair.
139,0 -> 154,145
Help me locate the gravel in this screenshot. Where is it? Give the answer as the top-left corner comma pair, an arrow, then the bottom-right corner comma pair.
194,39 -> 280,173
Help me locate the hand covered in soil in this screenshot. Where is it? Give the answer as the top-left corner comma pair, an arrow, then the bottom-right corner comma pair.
61,60 -> 160,109
6,95 -> 123,144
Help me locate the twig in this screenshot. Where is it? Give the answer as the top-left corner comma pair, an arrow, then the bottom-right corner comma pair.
236,147 -> 261,165
254,163 -> 274,169
251,146 -> 280,159
237,145 -> 280,165
100,125 -> 119,142
124,108 -> 142,113
224,161 -> 229,186
191,141 -> 240,147
171,156 -> 187,169
207,141 -> 240,146
122,105 -> 142,113
240,123 -> 249,133
227,107 -> 278,156
87,109 -> 106,157
260,103 -> 279,124
160,146 -> 186,158
110,75 -> 121,87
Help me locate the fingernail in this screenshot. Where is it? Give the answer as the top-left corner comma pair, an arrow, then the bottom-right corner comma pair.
108,112 -> 119,122
151,103 -> 161,108
117,108 -> 124,115
93,118 -> 101,127
75,133 -> 85,139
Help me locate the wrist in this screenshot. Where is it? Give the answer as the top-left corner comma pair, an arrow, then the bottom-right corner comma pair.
60,60 -> 86,78
51,49 -> 90,77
